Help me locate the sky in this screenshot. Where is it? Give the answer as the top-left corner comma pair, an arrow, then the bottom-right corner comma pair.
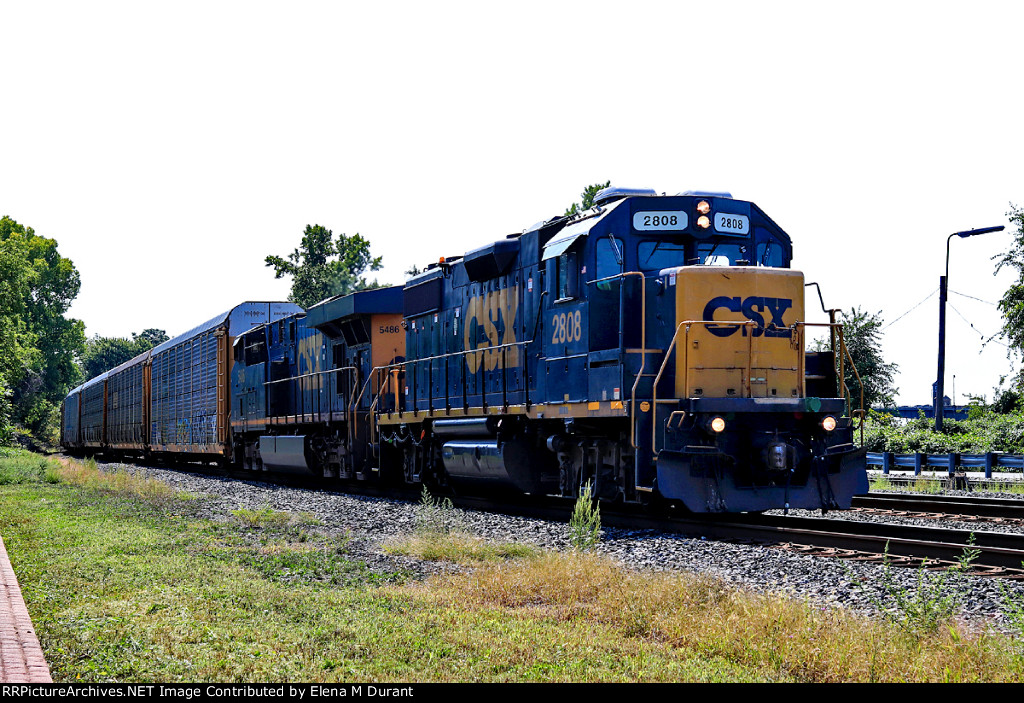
2,1 -> 1023,406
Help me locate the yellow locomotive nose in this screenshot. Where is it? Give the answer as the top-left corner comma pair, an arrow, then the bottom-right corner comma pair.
673,267 -> 806,400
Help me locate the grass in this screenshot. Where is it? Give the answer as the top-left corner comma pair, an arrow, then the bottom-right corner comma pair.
230,505 -> 296,528
387,486 -> 540,563
869,475 -> 944,494
871,474 -> 1024,495
848,540 -> 981,636
387,533 -> 540,563
2,451 -> 1024,682
0,446 -> 61,485
979,482 -> 1024,495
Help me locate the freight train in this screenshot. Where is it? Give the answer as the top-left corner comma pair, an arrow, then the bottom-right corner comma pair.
62,187 -> 868,513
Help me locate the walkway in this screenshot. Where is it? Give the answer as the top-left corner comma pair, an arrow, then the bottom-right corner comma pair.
0,534 -> 52,682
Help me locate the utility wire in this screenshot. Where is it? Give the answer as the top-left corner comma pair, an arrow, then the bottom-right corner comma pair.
947,301 -> 1010,348
882,288 -> 938,330
948,289 -> 998,306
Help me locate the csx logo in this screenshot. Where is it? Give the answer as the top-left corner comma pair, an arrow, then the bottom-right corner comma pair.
702,296 -> 793,338
464,285 -> 520,373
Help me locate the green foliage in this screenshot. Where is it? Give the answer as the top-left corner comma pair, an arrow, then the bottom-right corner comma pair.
265,225 -> 383,309
862,407 -> 1024,454
999,582 -> 1024,644
0,374 -> 11,446
0,216 -> 85,443
994,204 -> 1024,369
414,486 -> 463,536
230,505 -> 294,528
0,224 -> 35,387
568,482 -> 602,551
850,540 -> 979,635
838,307 -> 899,409
564,181 -> 611,217
80,329 -> 169,380
0,447 -> 59,484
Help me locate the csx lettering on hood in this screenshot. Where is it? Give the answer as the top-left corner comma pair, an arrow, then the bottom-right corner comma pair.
702,296 -> 793,337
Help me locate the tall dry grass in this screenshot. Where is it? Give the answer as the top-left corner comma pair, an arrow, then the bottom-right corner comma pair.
53,457 -> 178,504
425,552 -> 1024,682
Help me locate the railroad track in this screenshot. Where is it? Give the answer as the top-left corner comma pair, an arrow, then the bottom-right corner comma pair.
852,493 -> 1024,523
447,493 -> 1024,577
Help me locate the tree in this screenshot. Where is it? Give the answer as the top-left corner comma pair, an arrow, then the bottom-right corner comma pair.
0,230 -> 34,393
0,374 -> 11,446
0,216 -> 86,443
80,329 -> 169,381
265,225 -> 383,309
564,181 -> 611,217
993,204 -> 1024,384
837,307 -> 899,409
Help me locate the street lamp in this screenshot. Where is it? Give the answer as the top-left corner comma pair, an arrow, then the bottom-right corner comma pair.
935,225 -> 1005,430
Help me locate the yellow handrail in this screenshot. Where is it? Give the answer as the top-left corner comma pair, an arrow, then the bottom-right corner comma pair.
646,320 -> 857,456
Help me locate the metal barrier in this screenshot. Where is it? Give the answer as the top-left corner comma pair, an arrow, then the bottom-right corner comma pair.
867,451 -> 1024,479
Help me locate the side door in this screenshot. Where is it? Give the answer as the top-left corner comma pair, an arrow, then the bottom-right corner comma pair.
541,249 -> 589,403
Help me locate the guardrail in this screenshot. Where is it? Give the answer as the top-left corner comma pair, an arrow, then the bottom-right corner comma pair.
867,451 -> 1024,479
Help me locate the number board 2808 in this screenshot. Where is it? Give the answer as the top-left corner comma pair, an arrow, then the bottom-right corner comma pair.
633,211 -> 688,231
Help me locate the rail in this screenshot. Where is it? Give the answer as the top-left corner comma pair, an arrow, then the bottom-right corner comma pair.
263,366 -> 357,426
649,320 -> 860,456
370,338 -> 532,414
361,291 -> 551,449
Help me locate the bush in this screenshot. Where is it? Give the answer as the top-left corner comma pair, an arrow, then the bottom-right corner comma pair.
861,408 -> 1024,455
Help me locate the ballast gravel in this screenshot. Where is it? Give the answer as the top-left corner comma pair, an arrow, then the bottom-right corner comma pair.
101,461 -> 1024,635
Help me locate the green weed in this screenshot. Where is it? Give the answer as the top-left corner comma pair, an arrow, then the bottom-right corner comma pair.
414,486 -> 463,536
386,533 -> 539,563
0,448 -> 59,484
568,481 -> 601,551
230,505 -> 294,528
980,482 -> 1024,495
849,539 -> 980,635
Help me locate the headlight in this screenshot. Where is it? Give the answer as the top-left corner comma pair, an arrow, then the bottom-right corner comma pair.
697,215 -> 711,229
821,416 -> 837,432
710,416 -> 726,433
696,200 -> 711,215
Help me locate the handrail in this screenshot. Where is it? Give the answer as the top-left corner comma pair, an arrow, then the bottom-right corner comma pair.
650,320 -> 857,456
835,326 -> 866,443
364,290 -> 555,450
264,366 -> 357,430
366,333 -> 534,449
651,319 -> 755,455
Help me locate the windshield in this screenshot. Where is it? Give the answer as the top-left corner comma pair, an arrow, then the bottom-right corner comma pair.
638,241 -> 687,271
696,241 -> 748,266
756,240 -> 784,267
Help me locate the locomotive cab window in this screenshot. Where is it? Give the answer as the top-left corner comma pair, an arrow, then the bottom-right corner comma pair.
756,241 -> 784,267
549,251 -> 579,301
638,241 -> 687,271
596,236 -> 624,281
696,241 -> 747,267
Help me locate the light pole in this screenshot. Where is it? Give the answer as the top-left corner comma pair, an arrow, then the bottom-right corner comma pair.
935,225 -> 1005,430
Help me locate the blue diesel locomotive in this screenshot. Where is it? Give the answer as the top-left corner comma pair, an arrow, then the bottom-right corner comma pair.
227,187 -> 868,512
63,187 -> 868,513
